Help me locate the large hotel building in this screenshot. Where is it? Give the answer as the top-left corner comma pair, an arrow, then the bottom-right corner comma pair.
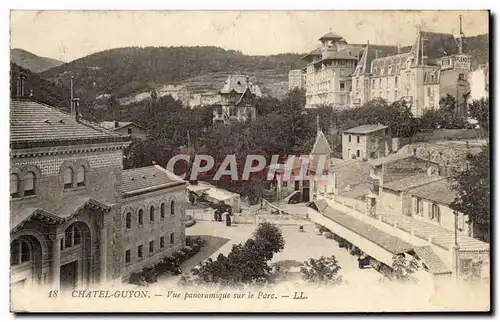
294,24 -> 472,117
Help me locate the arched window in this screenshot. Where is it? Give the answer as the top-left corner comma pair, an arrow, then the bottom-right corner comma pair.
126,212 -> 132,229
138,209 -> 144,225
10,239 -> 31,265
63,167 -> 74,189
150,206 -> 155,222
10,174 -> 20,198
24,172 -> 36,196
76,165 -> 86,187
62,224 -> 82,250
170,200 -> 175,216
169,233 -> 175,245
160,203 -> 165,219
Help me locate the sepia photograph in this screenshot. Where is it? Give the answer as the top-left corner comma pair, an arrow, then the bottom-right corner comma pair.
8,9 -> 491,313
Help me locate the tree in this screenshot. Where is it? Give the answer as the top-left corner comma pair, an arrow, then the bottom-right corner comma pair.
449,144 -> 490,242
300,256 -> 342,285
391,254 -> 419,281
468,98 -> 489,135
253,222 -> 285,260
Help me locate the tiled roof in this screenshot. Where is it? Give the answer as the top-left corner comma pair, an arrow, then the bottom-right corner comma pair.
371,53 -> 412,76
343,124 -> 388,134
353,44 -> 400,76
314,199 -> 414,254
408,179 -> 457,205
301,47 -> 323,60
321,48 -> 359,61
10,99 -> 121,143
382,173 -> 443,192
122,165 -> 186,194
339,182 -> 373,199
412,246 -> 451,275
220,75 -> 259,95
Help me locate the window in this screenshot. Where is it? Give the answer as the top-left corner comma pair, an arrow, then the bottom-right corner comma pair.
458,214 -> 465,231
458,73 -> 465,81
415,198 -> 424,215
76,166 -> 86,187
137,245 -> 143,260
348,135 -> 352,143
372,79 -> 375,88
125,212 -> 132,229
394,76 -> 398,87
160,203 -> 165,219
10,174 -> 19,198
170,233 -> 175,245
340,81 -> 345,90
160,237 -> 165,248
149,241 -> 154,254
370,152 -> 376,158
138,209 -> 144,225
61,224 -> 82,250
63,167 -> 73,189
230,107 -> 237,117
127,128 -> 132,135
125,250 -> 131,264
356,150 -> 360,158
427,87 -> 432,96
24,172 -> 35,196
431,203 -> 440,222
170,201 -> 175,216
150,206 -> 155,222
10,239 -> 30,265
356,136 -> 360,143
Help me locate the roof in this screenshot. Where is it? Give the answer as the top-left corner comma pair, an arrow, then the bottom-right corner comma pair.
122,165 -> 186,194
370,53 -> 412,76
412,246 -> 451,275
408,178 -> 457,205
382,173 -> 443,192
186,182 -> 239,201
353,44 -> 400,76
219,75 -> 259,95
100,121 -> 146,131
313,199 -> 414,254
411,31 -> 459,65
311,130 -> 333,155
319,32 -> 344,41
300,47 -> 322,60
339,182 -> 374,199
331,160 -> 372,193
11,197 -> 112,232
343,124 -> 388,135
10,99 -> 122,143
321,48 -> 359,61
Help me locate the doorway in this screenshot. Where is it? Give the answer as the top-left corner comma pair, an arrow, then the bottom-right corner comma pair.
60,261 -> 78,290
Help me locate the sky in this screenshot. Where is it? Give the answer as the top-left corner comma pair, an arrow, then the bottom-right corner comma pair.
10,10 -> 489,62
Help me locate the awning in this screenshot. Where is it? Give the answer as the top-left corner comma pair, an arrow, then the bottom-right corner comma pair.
308,199 -> 414,266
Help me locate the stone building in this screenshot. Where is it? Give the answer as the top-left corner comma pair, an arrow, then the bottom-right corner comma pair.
99,121 -> 147,140
342,124 -> 391,160
301,32 -> 365,108
351,29 -> 471,117
10,98 -> 130,290
213,75 -> 260,124
288,69 -> 305,90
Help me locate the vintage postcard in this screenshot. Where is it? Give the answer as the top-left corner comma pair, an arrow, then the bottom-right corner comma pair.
9,10 -> 490,312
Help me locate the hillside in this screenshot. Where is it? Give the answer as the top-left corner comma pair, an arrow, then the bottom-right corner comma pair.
10,62 -> 72,109
11,48 -> 65,73
42,46 -> 306,100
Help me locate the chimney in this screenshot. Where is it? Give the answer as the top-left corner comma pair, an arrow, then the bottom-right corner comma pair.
114,121 -> 119,128
16,77 -> 21,97
20,75 -> 25,97
70,76 -> 75,114
73,98 -> 80,122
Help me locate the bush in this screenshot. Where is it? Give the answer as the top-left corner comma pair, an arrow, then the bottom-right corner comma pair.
300,256 -> 342,285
